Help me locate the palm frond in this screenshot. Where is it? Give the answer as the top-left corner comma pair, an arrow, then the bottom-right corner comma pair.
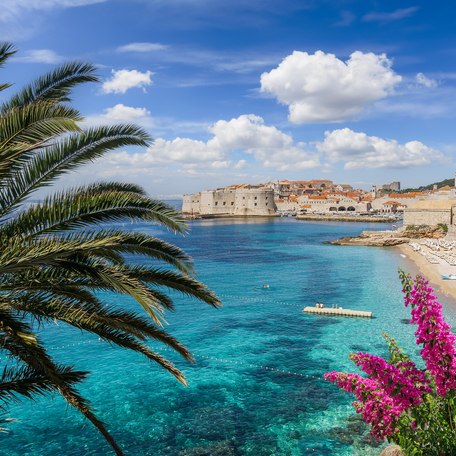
5,291 -> 192,362
0,43 -> 16,93
0,125 -> 150,217
1,183 -> 186,236
0,308 -> 123,455
0,46 -> 220,455
2,62 -> 98,110
0,43 -> 16,69
128,265 -> 221,307
0,103 -> 81,179
0,364 -> 87,406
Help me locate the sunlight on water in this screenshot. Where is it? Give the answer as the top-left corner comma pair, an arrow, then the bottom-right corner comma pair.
2,218 -> 455,455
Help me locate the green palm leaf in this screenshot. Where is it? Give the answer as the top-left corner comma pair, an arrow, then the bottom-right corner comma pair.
2,62 -> 98,110
0,42 -> 221,455
1,182 -> 186,236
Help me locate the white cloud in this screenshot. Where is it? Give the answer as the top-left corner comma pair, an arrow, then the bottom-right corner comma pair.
416,72 -> 438,88
15,49 -> 62,64
102,69 -> 153,94
0,0 -> 106,22
83,104 -> 155,129
104,104 -> 150,122
210,160 -> 231,169
317,128 -> 442,169
99,114 -> 320,175
363,7 -> 419,23
117,42 -> 168,53
0,0 -> 107,39
334,10 -> 355,27
260,50 -> 401,123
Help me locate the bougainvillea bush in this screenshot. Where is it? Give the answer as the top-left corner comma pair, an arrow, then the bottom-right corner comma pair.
324,271 -> 456,456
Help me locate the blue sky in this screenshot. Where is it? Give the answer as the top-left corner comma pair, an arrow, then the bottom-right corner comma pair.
1,0 -> 456,197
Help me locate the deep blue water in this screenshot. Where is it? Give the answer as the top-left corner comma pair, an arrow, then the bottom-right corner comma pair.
2,217 -> 456,456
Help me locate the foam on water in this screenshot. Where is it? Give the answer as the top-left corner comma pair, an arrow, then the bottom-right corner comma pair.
2,217 -> 455,455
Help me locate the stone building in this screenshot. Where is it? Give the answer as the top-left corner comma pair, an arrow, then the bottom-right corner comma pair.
182,185 -> 276,216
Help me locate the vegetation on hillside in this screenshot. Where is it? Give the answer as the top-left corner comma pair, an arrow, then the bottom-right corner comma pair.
399,178 -> 454,193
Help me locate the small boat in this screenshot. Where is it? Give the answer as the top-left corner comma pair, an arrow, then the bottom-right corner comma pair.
442,274 -> 456,280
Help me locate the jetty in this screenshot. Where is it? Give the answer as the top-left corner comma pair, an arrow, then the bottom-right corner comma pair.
303,307 -> 373,318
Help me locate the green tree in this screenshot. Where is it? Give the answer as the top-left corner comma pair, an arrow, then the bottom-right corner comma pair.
0,43 -> 220,455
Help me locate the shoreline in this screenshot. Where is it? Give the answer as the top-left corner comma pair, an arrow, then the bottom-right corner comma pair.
396,243 -> 456,307
184,213 -> 398,223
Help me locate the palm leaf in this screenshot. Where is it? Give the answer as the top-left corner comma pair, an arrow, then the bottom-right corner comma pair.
0,42 -> 220,456
0,125 -> 150,216
2,62 -> 98,110
1,183 -> 186,236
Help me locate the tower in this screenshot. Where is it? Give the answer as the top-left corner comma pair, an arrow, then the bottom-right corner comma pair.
371,185 -> 377,199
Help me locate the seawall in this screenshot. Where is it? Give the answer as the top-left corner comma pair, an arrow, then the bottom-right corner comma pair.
296,214 -> 397,223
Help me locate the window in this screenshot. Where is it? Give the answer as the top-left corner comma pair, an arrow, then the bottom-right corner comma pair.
231,202 -> 234,205
254,196 -> 257,200
254,203 -> 257,206
215,202 -> 218,206
223,202 -> 226,206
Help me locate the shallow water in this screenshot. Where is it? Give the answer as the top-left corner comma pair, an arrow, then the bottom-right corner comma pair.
2,217 -> 455,455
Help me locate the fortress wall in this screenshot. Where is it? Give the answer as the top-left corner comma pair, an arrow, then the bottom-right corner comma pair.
182,193 -> 201,214
183,187 -> 276,216
209,189 -> 236,214
371,196 -> 424,210
199,191 -> 215,215
234,188 -> 275,216
275,200 -> 299,211
403,209 -> 451,226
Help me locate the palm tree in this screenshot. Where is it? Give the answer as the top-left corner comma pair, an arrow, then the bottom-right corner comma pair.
0,43 -> 221,455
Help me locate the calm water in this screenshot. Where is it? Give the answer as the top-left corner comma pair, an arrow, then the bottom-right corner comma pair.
2,217 -> 456,456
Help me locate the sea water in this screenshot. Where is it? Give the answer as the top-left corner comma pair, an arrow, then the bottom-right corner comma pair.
2,217 -> 456,456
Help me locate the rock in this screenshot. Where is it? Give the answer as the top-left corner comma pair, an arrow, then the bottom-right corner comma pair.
287,430 -> 302,440
179,440 -> 240,456
379,444 -> 405,456
330,225 -> 446,247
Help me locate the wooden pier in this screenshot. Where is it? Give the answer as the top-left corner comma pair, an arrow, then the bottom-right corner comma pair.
303,307 -> 373,318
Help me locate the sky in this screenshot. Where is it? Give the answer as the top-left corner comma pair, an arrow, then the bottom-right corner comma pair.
1,0 -> 456,198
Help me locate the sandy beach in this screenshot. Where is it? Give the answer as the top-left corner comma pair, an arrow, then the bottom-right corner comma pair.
397,243 -> 456,304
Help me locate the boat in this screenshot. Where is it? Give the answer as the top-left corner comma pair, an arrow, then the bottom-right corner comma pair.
442,274 -> 456,280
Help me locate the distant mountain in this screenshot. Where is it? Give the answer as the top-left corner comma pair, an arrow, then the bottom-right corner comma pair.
399,178 -> 455,193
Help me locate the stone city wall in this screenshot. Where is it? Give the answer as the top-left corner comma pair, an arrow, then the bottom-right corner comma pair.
403,209 -> 451,227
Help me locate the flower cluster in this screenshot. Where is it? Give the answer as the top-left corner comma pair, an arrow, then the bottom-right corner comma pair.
350,353 -> 431,409
324,371 -> 402,438
404,275 -> 456,396
325,272 -> 456,446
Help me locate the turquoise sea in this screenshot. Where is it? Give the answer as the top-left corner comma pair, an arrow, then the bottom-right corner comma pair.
2,216 -> 456,455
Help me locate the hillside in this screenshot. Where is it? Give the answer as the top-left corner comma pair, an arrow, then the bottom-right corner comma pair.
400,177 -> 454,193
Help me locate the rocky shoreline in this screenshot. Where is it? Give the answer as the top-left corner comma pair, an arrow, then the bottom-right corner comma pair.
330,226 -> 446,247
